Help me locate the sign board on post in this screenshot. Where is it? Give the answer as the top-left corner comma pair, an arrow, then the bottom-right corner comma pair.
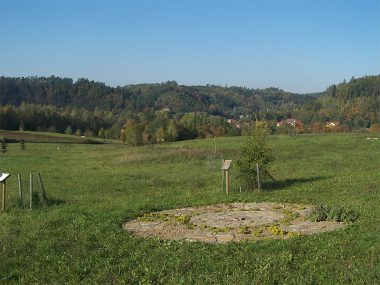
221,160 -> 232,170
221,160 -> 232,195
0,173 -> 10,183
1,173 -> 11,212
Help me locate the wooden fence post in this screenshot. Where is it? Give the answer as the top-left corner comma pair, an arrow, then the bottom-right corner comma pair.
38,172 -> 47,207
226,170 -> 229,195
256,163 -> 261,191
221,169 -> 224,192
1,182 -> 6,212
18,173 -> 23,207
29,173 -> 33,209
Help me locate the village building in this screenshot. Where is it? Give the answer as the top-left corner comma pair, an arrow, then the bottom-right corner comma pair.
276,119 -> 302,128
326,121 -> 340,128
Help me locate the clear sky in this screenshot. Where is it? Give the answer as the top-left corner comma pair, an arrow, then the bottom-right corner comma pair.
1,0 -> 379,93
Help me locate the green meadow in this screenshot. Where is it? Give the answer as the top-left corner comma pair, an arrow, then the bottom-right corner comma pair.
1,133 -> 379,284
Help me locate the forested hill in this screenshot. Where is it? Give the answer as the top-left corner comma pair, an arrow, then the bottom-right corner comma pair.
296,75 -> 380,129
0,76 -> 311,118
0,75 -> 379,140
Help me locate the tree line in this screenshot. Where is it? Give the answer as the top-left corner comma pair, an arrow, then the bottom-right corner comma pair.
0,76 -> 312,118
121,110 -> 240,145
0,75 -> 379,142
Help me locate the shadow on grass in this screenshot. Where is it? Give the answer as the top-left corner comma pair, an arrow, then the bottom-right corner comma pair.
29,192 -> 65,208
46,197 -> 65,206
263,175 -> 330,192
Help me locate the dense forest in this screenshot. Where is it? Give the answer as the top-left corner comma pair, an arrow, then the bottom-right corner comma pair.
316,76 -> 380,129
0,75 -> 379,143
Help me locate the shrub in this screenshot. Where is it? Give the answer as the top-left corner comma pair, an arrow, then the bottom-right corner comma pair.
269,225 -> 284,236
237,225 -> 251,234
308,205 -> 358,223
64,125 -> 73,135
369,123 -> 380,133
237,121 -> 273,190
0,138 -> 7,153
20,139 -> 26,151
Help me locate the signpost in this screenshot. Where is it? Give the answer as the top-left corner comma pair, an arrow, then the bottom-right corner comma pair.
1,172 -> 48,211
221,160 -> 232,195
1,173 -> 11,212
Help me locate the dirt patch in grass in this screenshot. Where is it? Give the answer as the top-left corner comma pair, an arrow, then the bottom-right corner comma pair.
123,202 -> 346,243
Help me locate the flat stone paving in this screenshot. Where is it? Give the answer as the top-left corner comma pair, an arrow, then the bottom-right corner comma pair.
123,202 -> 345,243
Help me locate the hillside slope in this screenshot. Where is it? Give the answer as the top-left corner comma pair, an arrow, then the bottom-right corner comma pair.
0,77 -> 312,118
1,75 -> 379,137
312,76 -> 380,128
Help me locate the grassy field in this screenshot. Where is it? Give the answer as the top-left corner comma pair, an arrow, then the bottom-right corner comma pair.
0,133 -> 379,284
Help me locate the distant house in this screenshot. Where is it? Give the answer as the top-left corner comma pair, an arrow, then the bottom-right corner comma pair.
276,119 -> 302,128
326,121 -> 340,128
236,121 -> 251,129
226,118 -> 242,129
226,118 -> 250,129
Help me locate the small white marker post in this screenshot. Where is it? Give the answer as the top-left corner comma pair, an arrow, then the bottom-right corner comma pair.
1,173 -> 11,212
221,160 -> 232,195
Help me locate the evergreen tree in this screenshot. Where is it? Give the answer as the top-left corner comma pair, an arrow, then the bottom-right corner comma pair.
64,125 -> 73,135
98,127 -> 105,138
237,121 -> 273,190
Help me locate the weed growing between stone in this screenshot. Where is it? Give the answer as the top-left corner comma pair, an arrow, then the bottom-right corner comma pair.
308,205 -> 358,223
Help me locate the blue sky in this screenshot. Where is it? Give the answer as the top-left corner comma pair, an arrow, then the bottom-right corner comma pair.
1,0 -> 379,93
